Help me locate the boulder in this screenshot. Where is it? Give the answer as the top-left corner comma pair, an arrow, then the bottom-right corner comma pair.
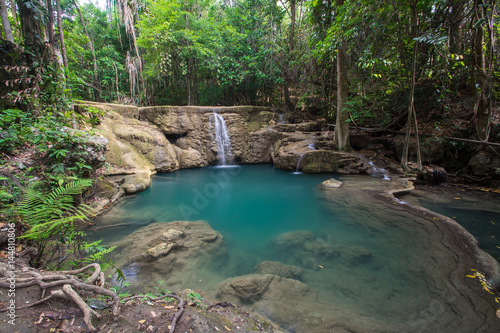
321,178 -> 343,188
214,274 -> 275,303
110,221 -> 226,292
159,229 -> 184,241
303,239 -> 339,259
145,242 -> 176,259
338,244 -> 372,265
468,150 -> 500,176
273,230 -> 316,248
254,261 -> 305,280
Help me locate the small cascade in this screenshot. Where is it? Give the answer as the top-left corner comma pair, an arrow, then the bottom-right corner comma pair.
277,113 -> 286,124
294,154 -> 305,174
293,142 -> 316,174
210,111 -> 233,166
368,161 -> 390,180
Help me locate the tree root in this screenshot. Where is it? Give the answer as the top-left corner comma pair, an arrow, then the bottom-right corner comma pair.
0,262 -> 185,332
0,263 -> 115,332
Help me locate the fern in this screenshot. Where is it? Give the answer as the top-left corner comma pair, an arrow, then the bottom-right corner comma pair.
12,179 -> 94,267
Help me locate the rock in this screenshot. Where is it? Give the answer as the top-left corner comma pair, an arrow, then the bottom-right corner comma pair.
214,274 -> 275,303
468,150 -> 500,176
273,230 -> 316,248
394,136 -> 446,164
121,172 -> 152,194
416,164 -> 448,185
273,134 -> 369,174
145,242 -> 176,259
199,231 -> 219,242
321,178 -> 343,188
255,261 -> 305,280
159,229 -> 184,241
110,221 -> 226,292
338,245 -> 372,265
303,240 -> 339,259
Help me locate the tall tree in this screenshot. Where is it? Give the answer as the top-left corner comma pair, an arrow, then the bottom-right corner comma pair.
56,0 -> 68,67
334,37 -> 350,150
1,0 -> 14,42
472,0 -> 495,142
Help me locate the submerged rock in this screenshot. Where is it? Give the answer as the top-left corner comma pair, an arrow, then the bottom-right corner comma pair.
337,244 -> 372,265
110,221 -> 226,292
213,274 -> 393,333
159,229 -> 184,241
145,242 -> 176,259
273,230 -> 316,248
255,261 -> 305,280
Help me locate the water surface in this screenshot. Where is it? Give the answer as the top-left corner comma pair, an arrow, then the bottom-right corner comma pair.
90,165 -> 499,332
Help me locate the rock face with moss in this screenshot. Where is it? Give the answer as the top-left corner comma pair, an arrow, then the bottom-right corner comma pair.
138,105 -> 275,166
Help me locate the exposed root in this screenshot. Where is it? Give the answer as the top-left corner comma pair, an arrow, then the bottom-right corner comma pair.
0,262 -> 187,332
0,262 -> 116,332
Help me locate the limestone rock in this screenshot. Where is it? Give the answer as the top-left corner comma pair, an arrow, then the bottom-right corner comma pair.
468,150 -> 500,176
145,242 -> 176,259
338,244 -> 372,265
321,178 -> 343,188
303,239 -> 339,259
159,229 -> 184,241
110,221 -> 226,292
255,261 -> 305,280
214,274 -> 275,303
273,230 -> 316,248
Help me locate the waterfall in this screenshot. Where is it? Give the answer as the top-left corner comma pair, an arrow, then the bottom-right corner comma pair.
277,113 -> 286,124
294,154 -> 305,174
210,111 -> 233,165
294,142 -> 315,174
368,161 -> 390,180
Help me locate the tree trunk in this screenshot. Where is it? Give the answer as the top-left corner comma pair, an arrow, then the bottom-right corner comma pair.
16,0 -> 43,48
401,1 -> 422,170
473,0 -> 491,141
186,57 -> 196,106
56,0 -> 68,67
73,0 -> 101,101
289,0 -> 295,53
334,38 -> 351,151
46,0 -> 57,61
449,0 -> 464,55
1,0 -> 14,43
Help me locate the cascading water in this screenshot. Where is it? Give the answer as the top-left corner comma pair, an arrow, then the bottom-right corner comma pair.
277,113 -> 286,124
368,161 -> 390,180
294,143 -> 316,174
294,154 -> 305,174
210,111 -> 233,165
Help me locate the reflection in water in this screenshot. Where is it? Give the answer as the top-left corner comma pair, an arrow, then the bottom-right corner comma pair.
88,165 -> 500,332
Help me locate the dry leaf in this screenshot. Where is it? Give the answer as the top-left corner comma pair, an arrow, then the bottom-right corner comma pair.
138,319 -> 146,324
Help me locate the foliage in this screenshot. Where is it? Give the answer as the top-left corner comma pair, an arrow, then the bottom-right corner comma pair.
0,108 -> 31,153
6,179 -> 93,267
64,3 -> 129,103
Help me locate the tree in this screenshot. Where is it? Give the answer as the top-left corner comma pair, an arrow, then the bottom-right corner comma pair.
56,0 -> 68,67
0,0 -> 14,42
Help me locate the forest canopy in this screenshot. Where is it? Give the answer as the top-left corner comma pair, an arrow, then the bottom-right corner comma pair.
0,0 -> 498,131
